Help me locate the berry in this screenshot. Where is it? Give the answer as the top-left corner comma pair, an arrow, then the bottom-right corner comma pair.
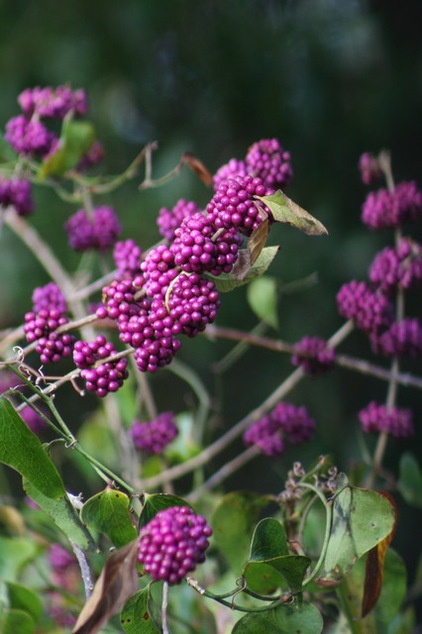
371,318 -> 422,357
167,272 -> 221,337
97,278 -> 142,322
0,177 -> 34,215
65,206 -> 121,252
77,140 -> 104,171
157,199 -> 202,242
206,175 -> 273,236
4,115 -> 56,156
130,412 -> 178,454
141,245 -> 178,298
170,212 -> 242,275
17,86 -> 88,119
361,181 -> 422,229
23,309 -> 74,364
113,239 -> 143,280
336,280 -> 393,334
213,158 -> 247,191
243,414 -> 285,457
245,138 -> 293,189
369,238 -> 422,294
73,335 -> 129,397
243,402 -> 315,456
358,402 -> 413,438
32,282 -> 67,314
291,336 -> 335,375
271,402 -> 316,444
138,506 -> 212,585
133,332 -> 181,374
358,152 -> 382,185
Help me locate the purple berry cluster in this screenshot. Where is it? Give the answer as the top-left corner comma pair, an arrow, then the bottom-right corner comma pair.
24,308 -> 74,364
243,402 -> 315,457
336,280 -> 393,335
0,177 -> 33,215
369,238 -> 422,294
361,181 -> 422,230
65,206 -> 121,252
137,506 -> 212,585
372,318 -> 422,358
19,405 -> 48,435
157,199 -> 202,242
358,152 -> 382,186
130,412 -> 178,454
113,239 -> 143,280
291,336 -> 335,376
4,85 -> 87,159
212,137 -> 293,192
207,175 -> 273,236
32,282 -> 67,314
73,335 -> 129,397
358,402 -> 413,438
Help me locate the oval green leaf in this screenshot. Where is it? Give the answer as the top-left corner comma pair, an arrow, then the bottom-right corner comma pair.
212,246 -> 279,293
81,488 -> 138,547
232,601 -> 323,633
319,486 -> 395,583
5,582 -> 43,624
211,492 -> 270,573
38,115 -> 96,178
121,588 -> 161,634
24,479 -> 94,551
1,609 -> 35,634
246,277 -> 279,329
244,555 -> 311,595
0,397 -> 65,499
139,493 -> 190,528
257,191 -> 328,236
398,453 -> 422,508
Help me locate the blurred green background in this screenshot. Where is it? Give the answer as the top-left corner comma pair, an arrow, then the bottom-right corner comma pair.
1,0 -> 421,577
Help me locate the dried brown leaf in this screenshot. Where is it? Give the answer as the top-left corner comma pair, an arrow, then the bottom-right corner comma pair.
182,152 -> 213,186
72,540 -> 139,634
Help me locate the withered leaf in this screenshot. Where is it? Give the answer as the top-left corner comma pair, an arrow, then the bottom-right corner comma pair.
248,219 -> 270,266
231,249 -> 252,281
72,539 -> 139,634
361,492 -> 398,618
257,190 -> 328,236
182,152 -> 213,186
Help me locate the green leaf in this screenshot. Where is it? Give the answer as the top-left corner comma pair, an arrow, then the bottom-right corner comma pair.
38,114 -> 96,178
244,556 -> 311,595
249,518 -> 289,560
5,582 -> 43,624
257,190 -> 328,236
121,588 -> 161,634
23,479 -> 94,551
139,493 -> 190,528
337,549 -> 407,630
81,487 -> 138,548
0,536 -> 38,582
212,246 -> 279,293
232,601 -> 323,633
0,397 -> 64,499
211,492 -> 270,573
398,453 -> 422,508
246,276 -> 279,328
1,609 -> 35,634
319,485 -> 395,583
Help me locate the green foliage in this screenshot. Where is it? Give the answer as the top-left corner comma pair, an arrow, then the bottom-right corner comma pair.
398,453 -> 422,508
246,277 -> 279,329
81,488 -> 138,547
0,397 -> 64,499
211,492 -> 270,573
38,115 -> 96,178
232,602 -> 323,634
318,483 -> 396,583
121,588 -> 161,634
